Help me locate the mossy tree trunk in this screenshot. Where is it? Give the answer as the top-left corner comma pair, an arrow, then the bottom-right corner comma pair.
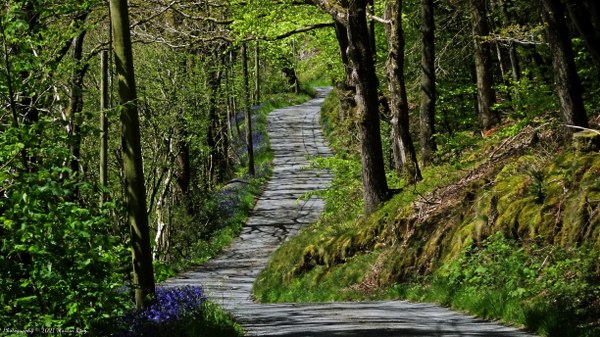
346,0 -> 389,214
384,0 -> 422,184
310,0 -> 389,214
109,0 -> 155,309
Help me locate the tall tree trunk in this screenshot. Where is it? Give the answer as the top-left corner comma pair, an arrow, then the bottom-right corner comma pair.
384,0 -> 422,184
494,0 -> 521,81
538,0 -> 588,128
109,0 -> 155,309
254,40 -> 261,104
241,42 -> 255,176
333,20 -> 355,121
100,50 -> 110,205
207,60 -> 224,186
419,0 -> 437,163
347,0 -> 389,214
229,50 -> 241,137
65,17 -> 88,184
565,0 -> 600,74
470,0 -> 500,131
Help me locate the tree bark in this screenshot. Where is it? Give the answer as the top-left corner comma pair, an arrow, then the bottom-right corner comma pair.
384,0 -> 422,184
100,50 -> 110,205
347,0 -> 389,214
241,42 -> 255,176
207,58 -> 224,186
254,40 -> 261,104
109,0 -> 155,309
565,0 -> 600,74
538,0 -> 588,128
419,0 -> 437,163
470,0 -> 500,131
65,17 -> 88,184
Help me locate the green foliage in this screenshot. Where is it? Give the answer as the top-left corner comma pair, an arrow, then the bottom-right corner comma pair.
433,131 -> 480,163
495,70 -> 558,119
0,126 -> 129,332
308,156 -> 363,221
428,234 -> 600,337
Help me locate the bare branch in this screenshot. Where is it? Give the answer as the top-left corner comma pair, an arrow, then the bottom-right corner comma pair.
130,0 -> 177,29
264,22 -> 334,41
368,13 -> 390,24
566,124 -> 600,135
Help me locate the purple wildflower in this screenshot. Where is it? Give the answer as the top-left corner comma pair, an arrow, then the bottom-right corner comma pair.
115,286 -> 207,336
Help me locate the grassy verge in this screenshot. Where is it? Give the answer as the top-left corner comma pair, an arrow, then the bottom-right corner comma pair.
253,88 -> 600,337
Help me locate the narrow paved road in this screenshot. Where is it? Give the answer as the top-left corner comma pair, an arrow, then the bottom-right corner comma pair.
164,89 -> 535,336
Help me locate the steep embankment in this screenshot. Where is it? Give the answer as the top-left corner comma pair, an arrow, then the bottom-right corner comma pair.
253,90 -> 600,337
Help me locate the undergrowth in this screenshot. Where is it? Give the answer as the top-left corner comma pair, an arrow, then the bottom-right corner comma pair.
253,88 -> 600,337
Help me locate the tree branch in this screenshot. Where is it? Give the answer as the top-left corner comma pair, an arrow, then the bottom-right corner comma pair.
306,0 -> 347,24
264,22 -> 334,41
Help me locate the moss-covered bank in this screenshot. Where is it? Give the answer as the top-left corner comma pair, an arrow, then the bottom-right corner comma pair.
253,89 -> 600,337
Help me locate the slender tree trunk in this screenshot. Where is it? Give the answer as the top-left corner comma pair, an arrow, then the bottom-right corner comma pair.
65,19 -> 88,184
207,60 -> 224,186
347,0 -> 389,214
254,40 -> 261,104
229,50 -> 241,137
333,20 -> 355,121
109,0 -> 155,309
153,167 -> 172,261
241,42 -> 255,176
538,0 -> 588,128
100,50 -> 109,205
384,0 -> 421,183
419,0 -> 437,163
495,0 -> 521,81
470,0 -> 500,131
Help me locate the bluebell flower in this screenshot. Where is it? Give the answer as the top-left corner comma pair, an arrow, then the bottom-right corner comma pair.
115,286 -> 207,336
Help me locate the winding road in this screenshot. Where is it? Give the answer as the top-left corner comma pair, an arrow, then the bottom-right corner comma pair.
164,88 -> 536,336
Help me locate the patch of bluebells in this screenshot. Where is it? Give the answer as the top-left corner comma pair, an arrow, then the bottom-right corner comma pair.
218,188 -> 240,219
114,286 -> 207,337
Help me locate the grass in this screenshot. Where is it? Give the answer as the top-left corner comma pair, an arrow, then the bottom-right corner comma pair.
252,88 -> 600,337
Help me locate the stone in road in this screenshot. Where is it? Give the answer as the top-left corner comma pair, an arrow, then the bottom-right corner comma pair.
164,88 -> 536,336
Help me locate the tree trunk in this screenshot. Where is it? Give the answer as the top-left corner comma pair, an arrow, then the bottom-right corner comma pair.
100,50 -> 110,205
241,42 -> 255,176
565,0 -> 600,74
207,59 -> 224,186
65,18 -> 88,185
254,40 -> 261,104
538,0 -> 588,128
384,0 -> 422,184
109,0 -> 155,309
419,0 -> 437,163
347,0 -> 389,214
333,20 -> 355,121
495,0 -> 521,81
470,0 -> 500,131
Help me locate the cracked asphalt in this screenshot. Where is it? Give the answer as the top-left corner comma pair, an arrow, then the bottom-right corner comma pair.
163,88 -> 537,337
